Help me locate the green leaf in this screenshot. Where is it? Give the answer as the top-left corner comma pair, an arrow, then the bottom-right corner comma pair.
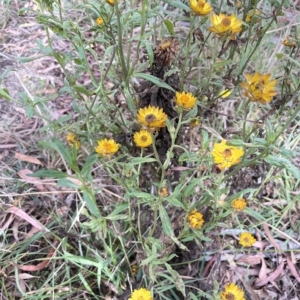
133,73 -> 175,92
142,40 -> 154,66
159,205 -> 174,237
0,88 -> 11,101
81,154 -> 98,177
164,197 -> 186,209
165,263 -> 186,296
128,157 -> 157,164
164,19 -> 174,35
161,0 -> 190,11
17,55 -> 46,63
263,155 -> 300,178
82,190 -> 102,218
40,138 -> 72,165
57,178 -> 81,188
74,85 -> 92,95
27,170 -> 68,178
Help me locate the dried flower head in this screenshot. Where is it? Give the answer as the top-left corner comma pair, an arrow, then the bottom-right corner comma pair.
211,140 -> 244,170
239,232 -> 256,247
245,9 -> 260,23
137,106 -> 168,130
188,209 -> 204,229
159,187 -> 169,197
208,13 -> 243,40
153,39 -> 179,66
131,264 -> 139,276
190,118 -> 200,127
282,36 -> 296,48
240,72 -> 277,104
133,130 -> 152,148
129,288 -> 153,300
66,133 -> 80,149
95,138 -> 119,157
175,91 -> 197,109
190,0 -> 213,16
96,17 -> 104,26
220,282 -> 245,300
232,198 -> 247,211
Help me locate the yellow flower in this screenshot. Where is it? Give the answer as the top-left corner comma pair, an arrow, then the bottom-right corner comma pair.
211,140 -> 244,170
95,138 -> 119,157
282,36 -> 296,48
137,106 -> 168,130
239,232 -> 256,247
240,72 -> 277,104
245,9 -> 260,23
231,198 -> 247,211
129,288 -> 153,300
208,13 -> 243,40
66,133 -> 80,149
175,91 -> 197,109
190,0 -> 212,16
106,0 -> 118,6
96,17 -> 104,26
187,209 -> 204,229
133,130 -> 152,148
220,282 -> 245,300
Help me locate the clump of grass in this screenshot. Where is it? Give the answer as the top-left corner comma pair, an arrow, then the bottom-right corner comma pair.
2,0 -> 300,299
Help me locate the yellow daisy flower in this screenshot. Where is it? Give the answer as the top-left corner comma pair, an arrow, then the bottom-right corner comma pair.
129,288 -> 153,300
66,133 -> 80,149
137,106 -> 168,130
240,72 -> 277,104
187,209 -> 204,229
220,282 -> 245,300
239,232 -> 256,247
175,91 -> 197,109
96,17 -> 104,26
190,0 -> 213,16
133,130 -> 152,148
231,198 -> 247,211
211,140 -> 244,170
208,13 -> 243,40
106,0 -> 118,6
245,9 -> 260,23
95,138 -> 119,157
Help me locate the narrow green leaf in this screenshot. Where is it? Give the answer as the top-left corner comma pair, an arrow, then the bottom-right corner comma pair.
161,0 -> 190,11
0,88 -> 12,101
74,85 -> 92,95
57,178 -> 80,188
159,205 -> 174,237
40,138 -> 72,165
27,170 -> 68,179
81,154 -> 98,177
134,73 -> 175,92
164,19 -> 174,35
82,190 -> 102,217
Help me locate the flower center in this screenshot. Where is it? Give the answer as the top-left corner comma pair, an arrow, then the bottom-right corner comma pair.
141,135 -> 148,142
145,114 -> 157,123
225,293 -> 236,300
222,18 -> 231,27
182,95 -> 189,103
223,149 -> 232,158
